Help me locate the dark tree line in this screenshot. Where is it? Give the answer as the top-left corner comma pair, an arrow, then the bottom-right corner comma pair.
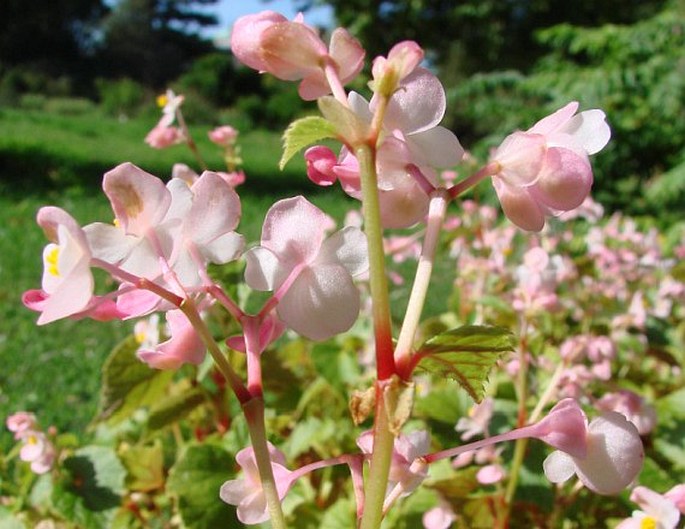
0,0 -> 219,92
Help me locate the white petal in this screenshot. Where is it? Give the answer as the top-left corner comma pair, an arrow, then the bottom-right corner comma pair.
201,232 -> 245,264
244,247 -> 284,291
316,227 -> 368,277
383,67 -> 446,133
573,412 -> 644,495
407,126 -> 464,168
84,223 -> 137,263
560,109 -> 611,155
543,450 -> 576,483
278,264 -> 360,341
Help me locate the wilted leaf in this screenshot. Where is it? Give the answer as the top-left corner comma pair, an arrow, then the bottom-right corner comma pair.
280,115 -> 337,169
416,326 -> 515,402
382,376 -> 415,435
349,385 -> 376,425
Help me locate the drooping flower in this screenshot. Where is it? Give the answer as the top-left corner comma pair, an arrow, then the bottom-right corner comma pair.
18,430 -> 56,475
491,101 -> 611,231
230,11 -> 364,100
616,486 -> 681,529
219,443 -> 293,525
144,124 -> 183,149
244,196 -> 368,341
543,410 -> 643,494
455,397 -> 494,441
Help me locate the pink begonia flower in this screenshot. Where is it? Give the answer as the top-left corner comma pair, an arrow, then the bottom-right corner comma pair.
307,69 -> 463,228
357,430 -> 430,497
664,484 -> 685,515
596,390 -> 657,435
491,101 -> 611,231
208,125 -> 238,146
616,486 -> 681,529
157,89 -> 184,127
164,172 -> 245,287
137,309 -> 205,369
6,412 -> 37,439
244,196 -> 368,341
85,163 -> 176,283
144,124 -> 183,149
219,443 -> 293,525
230,11 -> 364,100
423,500 -> 457,529
455,397 -> 494,441
543,410 -> 643,495
477,464 -> 506,484
29,207 -> 94,325
17,430 -> 55,475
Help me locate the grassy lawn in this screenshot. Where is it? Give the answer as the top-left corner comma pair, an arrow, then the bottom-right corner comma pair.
0,105 -> 357,438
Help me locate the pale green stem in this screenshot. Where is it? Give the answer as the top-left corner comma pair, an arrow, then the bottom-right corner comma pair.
243,399 -> 288,529
394,188 -> 450,376
179,298 -> 251,404
504,317 -> 530,506
359,399 -> 396,529
176,108 -> 208,171
529,362 -> 566,423
355,144 -> 395,379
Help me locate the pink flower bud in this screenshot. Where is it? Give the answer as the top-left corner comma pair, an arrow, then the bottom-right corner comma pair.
304,145 -> 339,186
208,125 -> 238,147
144,125 -> 183,149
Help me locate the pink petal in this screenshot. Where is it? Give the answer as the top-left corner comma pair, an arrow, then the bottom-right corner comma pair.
407,126 -> 464,168
423,504 -> 456,529
278,263 -> 360,341
492,132 -> 547,187
543,450 -> 576,483
103,163 -> 171,236
328,27 -> 365,83
260,22 -> 327,80
137,310 -> 205,369
244,247 -> 284,291
532,147 -> 593,211
305,146 -> 339,186
529,102 -> 579,135
187,172 -> 241,245
378,182 -> 431,228
573,412 -> 644,495
230,11 -> 288,71
316,226 -> 368,277
260,196 -> 328,264
492,179 -> 546,232
559,109 -> 611,155
530,398 -> 588,458
382,68 -> 446,134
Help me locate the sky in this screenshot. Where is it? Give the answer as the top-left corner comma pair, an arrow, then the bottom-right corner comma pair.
208,0 -> 334,40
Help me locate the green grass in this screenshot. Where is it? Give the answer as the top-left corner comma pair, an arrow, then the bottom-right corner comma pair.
0,104 -> 357,440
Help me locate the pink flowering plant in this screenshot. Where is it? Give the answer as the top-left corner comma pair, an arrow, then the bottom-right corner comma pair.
4,10 -> 685,529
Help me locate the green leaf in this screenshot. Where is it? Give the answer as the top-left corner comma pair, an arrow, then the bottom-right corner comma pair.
147,386 -> 206,431
119,441 -> 165,492
279,115 -> 337,169
317,96 -> 369,147
416,325 -> 515,402
167,444 -> 241,529
53,446 -> 126,529
95,335 -> 173,425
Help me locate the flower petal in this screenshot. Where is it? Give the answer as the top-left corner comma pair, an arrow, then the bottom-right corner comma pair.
278,264 -> 360,341
543,450 -> 576,484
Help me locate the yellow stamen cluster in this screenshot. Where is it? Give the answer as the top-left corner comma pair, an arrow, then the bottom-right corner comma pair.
156,94 -> 168,108
45,247 -> 60,276
640,517 -> 657,529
